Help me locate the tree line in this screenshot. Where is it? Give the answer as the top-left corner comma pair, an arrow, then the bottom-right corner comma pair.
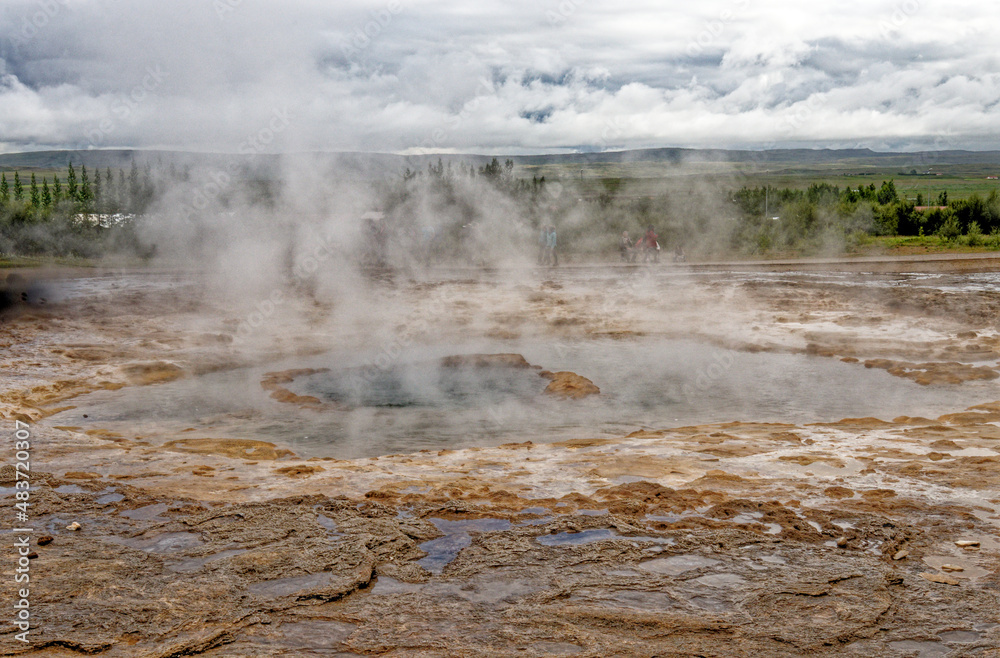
0,160 -> 156,218
0,160 -> 157,258
731,181 -> 1000,251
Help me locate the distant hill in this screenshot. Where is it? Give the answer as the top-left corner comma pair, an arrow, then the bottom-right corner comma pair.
2,147 -> 1000,175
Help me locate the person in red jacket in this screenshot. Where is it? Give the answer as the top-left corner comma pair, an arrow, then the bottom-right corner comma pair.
637,225 -> 659,262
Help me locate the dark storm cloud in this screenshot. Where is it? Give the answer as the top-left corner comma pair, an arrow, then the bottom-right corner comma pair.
0,0 -> 998,153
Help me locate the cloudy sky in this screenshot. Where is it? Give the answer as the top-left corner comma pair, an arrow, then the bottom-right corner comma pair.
1,0 -> 998,155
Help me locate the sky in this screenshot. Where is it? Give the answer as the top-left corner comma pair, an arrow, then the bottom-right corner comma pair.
1,0 -> 999,155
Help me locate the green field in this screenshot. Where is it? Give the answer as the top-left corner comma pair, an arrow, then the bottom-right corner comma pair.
520,159 -> 1000,202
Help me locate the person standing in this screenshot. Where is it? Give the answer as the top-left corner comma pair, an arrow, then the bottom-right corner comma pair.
641,225 -> 659,263
619,230 -> 634,262
547,225 -> 558,266
538,225 -> 548,264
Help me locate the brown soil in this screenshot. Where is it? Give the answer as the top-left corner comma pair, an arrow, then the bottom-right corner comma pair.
2,264 -> 999,656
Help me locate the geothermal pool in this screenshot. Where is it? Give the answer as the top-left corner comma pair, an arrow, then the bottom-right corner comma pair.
49,336 -> 998,459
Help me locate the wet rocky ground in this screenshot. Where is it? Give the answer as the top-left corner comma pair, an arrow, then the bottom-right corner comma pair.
1,265 -> 999,656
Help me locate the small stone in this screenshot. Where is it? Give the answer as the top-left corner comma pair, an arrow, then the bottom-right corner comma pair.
26,552 -> 38,560
892,549 -> 909,560
921,572 -> 960,586
836,537 -> 848,548
66,522 -> 81,531
955,540 -> 980,548
37,536 -> 54,546
941,564 -> 964,572
566,526 -> 580,534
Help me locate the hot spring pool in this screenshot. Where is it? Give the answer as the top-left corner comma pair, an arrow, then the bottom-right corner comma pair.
49,337 -> 999,459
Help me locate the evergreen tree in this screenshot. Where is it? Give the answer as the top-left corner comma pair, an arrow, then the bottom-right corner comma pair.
80,165 -> 93,207
29,173 -> 39,208
93,166 -> 102,209
105,168 -> 115,208
13,171 -> 23,201
142,162 -> 152,205
128,161 -> 140,209
0,173 -> 8,204
67,163 -> 78,202
53,175 -> 62,204
41,178 -> 51,208
118,170 -> 127,208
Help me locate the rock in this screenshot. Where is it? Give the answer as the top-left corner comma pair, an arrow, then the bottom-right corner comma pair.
163,438 -> 294,461
941,564 -> 964,572
439,354 -> 533,369
66,522 -> 81,531
892,549 -> 909,560
273,464 -> 324,478
920,572 -> 960,586
37,536 -> 54,546
836,537 -> 848,548
120,361 -> 185,385
26,551 -> 38,559
955,540 -> 980,548
541,371 -> 600,399
64,471 -> 101,480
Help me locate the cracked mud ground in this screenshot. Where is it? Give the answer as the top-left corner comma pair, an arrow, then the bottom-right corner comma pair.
1,265 -> 999,657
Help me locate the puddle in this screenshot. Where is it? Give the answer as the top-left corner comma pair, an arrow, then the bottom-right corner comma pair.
55,485 -> 87,494
693,573 -> 746,588
315,514 -> 341,536
417,518 -> 512,574
937,630 -> 980,643
888,640 -> 949,657
273,621 -> 357,649
106,531 -> 203,554
372,573 -> 540,606
922,555 -> 990,579
638,554 -> 721,575
97,492 -> 125,504
248,572 -> 339,598
167,548 -> 249,573
120,503 -> 169,521
607,590 -> 677,611
520,507 -> 550,515
689,596 -> 735,612
371,576 -> 424,596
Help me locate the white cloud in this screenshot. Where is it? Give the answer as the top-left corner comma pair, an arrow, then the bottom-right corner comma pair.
1,0 -> 999,153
